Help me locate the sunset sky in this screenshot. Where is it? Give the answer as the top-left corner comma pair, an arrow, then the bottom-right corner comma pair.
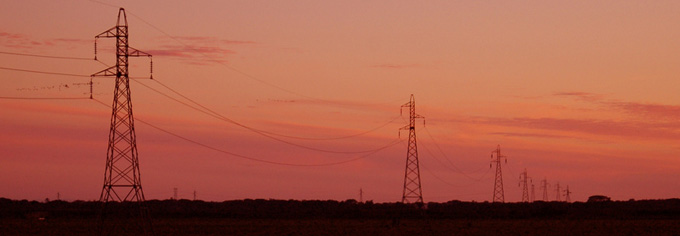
2,0 -> 680,203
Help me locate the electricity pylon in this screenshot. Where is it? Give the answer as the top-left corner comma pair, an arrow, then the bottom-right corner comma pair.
530,182 -> 536,202
92,8 -> 153,235
491,145 -> 506,203
540,178 -> 550,201
564,185 -> 572,203
400,94 -> 424,205
519,168 -> 529,202
93,7 -> 152,204
359,188 -> 363,203
555,182 -> 561,202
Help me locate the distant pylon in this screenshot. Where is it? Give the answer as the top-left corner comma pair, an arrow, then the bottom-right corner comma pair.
564,185 -> 572,203
530,182 -> 535,202
491,145 -> 506,203
555,182 -> 561,202
519,168 -> 529,202
359,188 -> 363,203
540,178 -> 550,201
400,94 -> 424,205
92,8 -> 153,235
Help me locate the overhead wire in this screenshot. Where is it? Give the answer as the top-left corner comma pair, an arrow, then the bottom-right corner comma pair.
419,142 -> 493,185
0,55 -> 399,154
0,51 -> 93,60
0,66 -> 90,78
151,79 -> 400,140
0,50 -> 110,68
132,78 -> 400,154
0,96 -> 90,100
419,127 -> 493,181
419,161 -> 459,188
91,98 -> 402,166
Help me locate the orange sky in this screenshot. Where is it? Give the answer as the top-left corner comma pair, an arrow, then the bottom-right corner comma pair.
2,0 -> 680,203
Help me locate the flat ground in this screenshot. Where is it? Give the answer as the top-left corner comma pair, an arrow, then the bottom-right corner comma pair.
2,218 -> 679,236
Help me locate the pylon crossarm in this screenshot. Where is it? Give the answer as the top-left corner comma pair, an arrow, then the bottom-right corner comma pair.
95,26 -> 118,38
91,65 -> 117,77
128,47 -> 152,57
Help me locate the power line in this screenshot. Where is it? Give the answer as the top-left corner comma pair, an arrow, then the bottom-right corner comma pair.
131,78 -> 398,154
0,48 -> 399,143
0,60 -> 397,154
151,79 -> 399,141
0,51 -> 93,60
419,139 -> 490,182
420,127 -> 490,181
0,96 -> 90,100
0,66 -> 90,78
91,98 -> 401,166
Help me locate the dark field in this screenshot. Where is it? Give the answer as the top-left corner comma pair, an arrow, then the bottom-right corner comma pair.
2,198 -> 680,235
3,218 -> 680,236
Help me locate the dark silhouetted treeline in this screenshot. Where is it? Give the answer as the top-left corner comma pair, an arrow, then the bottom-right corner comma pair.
2,197 -> 680,220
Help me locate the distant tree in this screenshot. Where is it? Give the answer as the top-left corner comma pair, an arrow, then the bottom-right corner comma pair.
587,195 -> 611,202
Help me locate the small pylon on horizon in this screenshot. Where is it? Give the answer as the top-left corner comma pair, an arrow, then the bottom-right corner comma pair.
491,145 -> 507,203
400,94 -> 425,205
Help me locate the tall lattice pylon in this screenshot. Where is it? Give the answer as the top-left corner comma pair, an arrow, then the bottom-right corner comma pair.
490,145 -> 506,202
92,8 -> 153,235
519,168 -> 529,202
93,7 -> 152,204
564,185 -> 572,203
400,94 -> 424,205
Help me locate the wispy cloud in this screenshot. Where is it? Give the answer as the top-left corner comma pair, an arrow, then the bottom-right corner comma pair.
554,90 -> 680,120
172,36 -> 257,45
257,97 -> 398,113
488,132 -> 575,140
0,32 -> 93,50
149,36 -> 256,65
462,116 -> 680,141
553,91 -> 604,102
0,31 -> 42,49
608,101 -> 680,120
52,38 -> 92,45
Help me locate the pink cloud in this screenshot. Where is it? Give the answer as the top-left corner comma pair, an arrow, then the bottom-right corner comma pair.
0,32 -> 93,50
52,38 -> 92,44
147,36 -> 254,65
609,101 -> 680,120
553,91 -> 603,102
258,98 -> 396,113
488,132 -> 576,140
463,116 -> 680,141
169,36 -> 256,45
554,90 -> 680,120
